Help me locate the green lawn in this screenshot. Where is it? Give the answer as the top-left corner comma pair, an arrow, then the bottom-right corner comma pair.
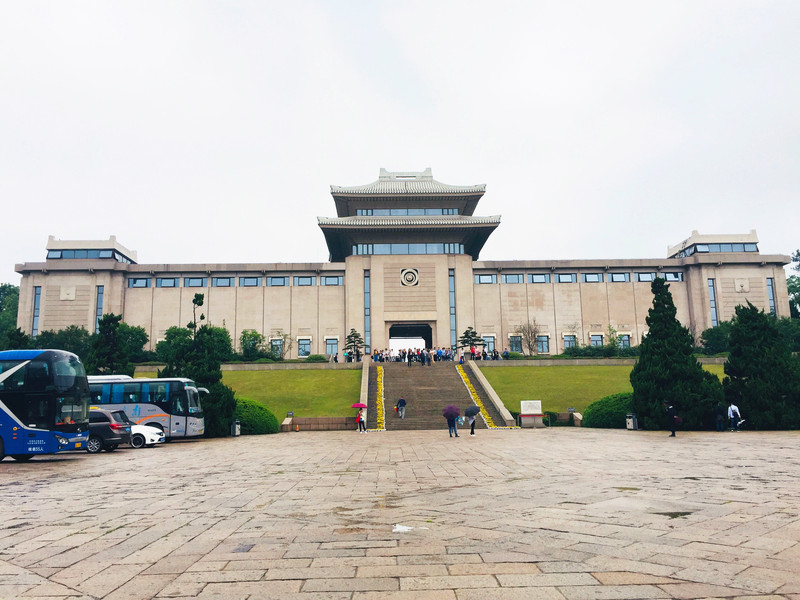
221,370 -> 362,419
140,363 -> 726,418
482,364 -> 726,414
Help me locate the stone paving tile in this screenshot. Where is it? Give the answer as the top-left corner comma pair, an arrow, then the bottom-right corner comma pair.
3,429 -> 800,599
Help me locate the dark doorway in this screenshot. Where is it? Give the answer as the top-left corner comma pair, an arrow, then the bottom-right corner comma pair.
389,324 -> 433,349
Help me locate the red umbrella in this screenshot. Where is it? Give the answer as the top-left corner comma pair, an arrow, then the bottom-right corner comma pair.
351,403 -> 367,408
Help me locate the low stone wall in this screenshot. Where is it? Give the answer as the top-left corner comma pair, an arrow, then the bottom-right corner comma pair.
280,417 -> 357,432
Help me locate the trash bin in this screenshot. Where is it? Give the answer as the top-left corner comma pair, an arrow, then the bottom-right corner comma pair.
626,413 -> 638,430
231,419 -> 241,436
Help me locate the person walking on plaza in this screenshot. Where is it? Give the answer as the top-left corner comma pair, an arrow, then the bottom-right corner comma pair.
664,401 -> 677,437
357,408 -> 367,433
446,414 -> 459,437
468,414 -> 477,436
728,402 -> 744,430
395,397 -> 406,419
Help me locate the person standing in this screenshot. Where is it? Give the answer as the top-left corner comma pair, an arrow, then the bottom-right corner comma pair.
728,402 -> 743,430
714,401 -> 726,432
468,415 -> 477,436
446,414 -> 459,437
357,408 -> 367,433
396,397 -> 406,419
664,401 -> 677,437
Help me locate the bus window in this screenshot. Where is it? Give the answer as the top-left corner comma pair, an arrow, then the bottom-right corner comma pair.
152,383 -> 169,406
26,362 -> 50,392
0,361 -> 26,391
123,382 -> 141,403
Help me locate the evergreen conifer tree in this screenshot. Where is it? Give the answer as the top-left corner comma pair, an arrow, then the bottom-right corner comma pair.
631,278 -> 722,429
723,302 -> 800,429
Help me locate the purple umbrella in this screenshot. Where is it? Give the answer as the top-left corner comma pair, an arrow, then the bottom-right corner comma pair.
442,405 -> 460,419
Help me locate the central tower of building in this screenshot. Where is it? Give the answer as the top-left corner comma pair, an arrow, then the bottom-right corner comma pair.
318,168 -> 500,352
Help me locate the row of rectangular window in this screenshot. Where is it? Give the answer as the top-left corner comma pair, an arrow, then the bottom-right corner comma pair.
352,243 -> 464,256
355,208 -> 459,216
678,242 -> 758,257
128,276 -> 345,289
477,272 -> 685,285
46,249 -> 133,264
504,333 -> 631,353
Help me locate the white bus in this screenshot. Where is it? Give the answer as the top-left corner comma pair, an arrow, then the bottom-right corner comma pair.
88,376 -> 207,439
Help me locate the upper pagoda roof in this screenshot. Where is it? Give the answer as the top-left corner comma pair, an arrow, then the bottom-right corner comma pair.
330,168 -> 486,217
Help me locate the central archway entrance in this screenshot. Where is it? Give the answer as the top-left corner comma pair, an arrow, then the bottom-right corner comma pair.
389,323 -> 433,352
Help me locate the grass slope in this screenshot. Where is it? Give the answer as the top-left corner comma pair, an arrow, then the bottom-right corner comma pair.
481,363 -> 725,414
221,370 -> 362,418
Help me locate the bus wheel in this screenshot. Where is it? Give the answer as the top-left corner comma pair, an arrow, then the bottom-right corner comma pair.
11,455 -> 33,462
86,436 -> 103,453
130,434 -> 146,449
0,438 -> 4,461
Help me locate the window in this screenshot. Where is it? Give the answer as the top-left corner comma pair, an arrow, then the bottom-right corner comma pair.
474,274 -> 497,284
563,334 -> 577,350
270,339 -> 283,356
536,335 -> 549,354
557,273 -> 577,283
364,270 -> 371,353
449,269 -> 457,349
708,278 -> 718,326
321,276 -> 343,286
293,276 -> 316,286
582,273 -> 603,283
636,272 -> 656,282
590,334 -> 604,347
212,277 -> 234,287
663,272 -> 684,282
509,335 -> 522,353
32,286 -> 41,337
298,339 -> 311,357
156,278 -> 179,288
95,285 -> 104,333
351,242 -> 463,256
529,273 -> 551,284
267,276 -> 288,287
608,273 -> 630,283
127,278 -> 151,288
618,334 -> 631,349
325,338 -> 338,355
501,274 -> 524,284
239,277 -> 262,287
184,277 -> 207,288
766,278 -> 776,316
482,336 -> 495,352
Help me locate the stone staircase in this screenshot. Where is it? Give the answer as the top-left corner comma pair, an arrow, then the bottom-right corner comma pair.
366,361 -> 506,430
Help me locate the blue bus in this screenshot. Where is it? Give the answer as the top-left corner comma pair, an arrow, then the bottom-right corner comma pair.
0,349 -> 90,461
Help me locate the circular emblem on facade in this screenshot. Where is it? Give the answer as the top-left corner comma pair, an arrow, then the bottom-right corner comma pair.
400,268 -> 419,286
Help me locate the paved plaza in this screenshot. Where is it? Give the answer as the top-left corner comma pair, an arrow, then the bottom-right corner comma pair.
1,427 -> 799,600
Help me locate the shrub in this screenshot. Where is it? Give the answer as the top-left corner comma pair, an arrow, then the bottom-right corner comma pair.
203,382 -> 238,438
234,398 -> 280,434
507,352 -> 526,360
304,354 -> 329,363
582,392 -> 634,429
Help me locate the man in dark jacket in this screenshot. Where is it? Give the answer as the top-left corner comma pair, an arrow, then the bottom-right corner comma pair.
664,401 -> 677,437
396,397 -> 406,419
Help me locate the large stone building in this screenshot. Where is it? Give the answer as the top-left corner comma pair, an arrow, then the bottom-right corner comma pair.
15,169 -> 791,358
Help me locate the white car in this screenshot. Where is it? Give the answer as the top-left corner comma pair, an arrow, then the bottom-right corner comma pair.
130,424 -> 166,448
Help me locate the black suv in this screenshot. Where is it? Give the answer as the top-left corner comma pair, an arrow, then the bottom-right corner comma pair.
86,408 -> 131,453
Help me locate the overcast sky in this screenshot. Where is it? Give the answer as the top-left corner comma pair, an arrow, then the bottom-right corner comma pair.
1,1 -> 798,285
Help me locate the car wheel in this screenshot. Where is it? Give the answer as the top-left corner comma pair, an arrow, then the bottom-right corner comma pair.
104,444 -> 118,452
86,436 -> 103,453
131,434 -> 146,449
11,455 -> 33,462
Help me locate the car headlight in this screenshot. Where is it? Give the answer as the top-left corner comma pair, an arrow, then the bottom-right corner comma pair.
56,435 -> 69,445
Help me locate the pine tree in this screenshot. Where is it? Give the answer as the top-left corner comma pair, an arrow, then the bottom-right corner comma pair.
723,302 -> 800,429
458,326 -> 483,349
630,278 -> 722,430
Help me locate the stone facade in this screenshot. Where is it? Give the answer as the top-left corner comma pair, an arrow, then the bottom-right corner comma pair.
15,171 -> 791,357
